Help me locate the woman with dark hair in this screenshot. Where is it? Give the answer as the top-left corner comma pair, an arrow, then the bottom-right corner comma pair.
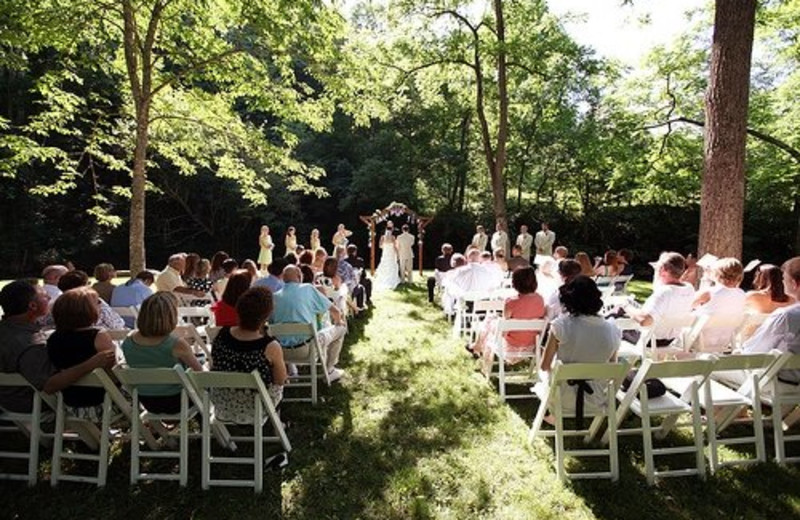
211,270 -> 252,326
209,251 -> 230,284
182,253 -> 201,281
211,287 -> 288,420
746,264 -> 796,314
594,250 -> 621,277
186,258 -> 215,305
298,250 -> 314,266
540,275 -> 619,372
315,257 -> 346,312
47,287 -> 117,418
469,266 -> 546,364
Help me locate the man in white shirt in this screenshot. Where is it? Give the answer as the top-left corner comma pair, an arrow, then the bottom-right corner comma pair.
471,225 -> 488,252
155,253 -> 205,298
41,265 -> 68,302
534,222 -> 556,256
516,225 -> 533,261
625,252 -> 695,345
490,223 -> 509,259
396,224 -> 415,284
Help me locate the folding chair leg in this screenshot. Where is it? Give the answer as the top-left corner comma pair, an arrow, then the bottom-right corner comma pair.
691,391 -> 706,481
529,397 -> 549,444
640,393 -> 656,485
773,390 -> 786,464
553,390 -> 567,481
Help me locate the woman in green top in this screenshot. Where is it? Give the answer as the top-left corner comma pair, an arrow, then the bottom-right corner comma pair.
121,292 -> 204,413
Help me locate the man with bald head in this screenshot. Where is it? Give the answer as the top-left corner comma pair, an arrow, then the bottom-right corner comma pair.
41,264 -> 69,302
155,253 -> 205,298
271,265 -> 348,382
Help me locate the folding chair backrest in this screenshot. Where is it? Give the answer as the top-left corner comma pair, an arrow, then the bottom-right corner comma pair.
206,325 -> 222,344
595,276 -> 615,287
473,299 -> 505,314
268,321 -> 317,338
107,329 -> 131,342
708,352 -> 778,372
174,325 -> 211,362
550,361 -> 630,384
642,358 -> 715,380
696,312 -> 746,353
0,373 -> 43,486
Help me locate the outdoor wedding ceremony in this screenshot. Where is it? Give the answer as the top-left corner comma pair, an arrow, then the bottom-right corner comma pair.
1,0 -> 800,519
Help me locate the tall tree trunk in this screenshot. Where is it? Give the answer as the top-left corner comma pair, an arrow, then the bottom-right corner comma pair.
130,109 -> 149,273
794,192 -> 800,255
492,0 -> 509,232
698,0 -> 756,259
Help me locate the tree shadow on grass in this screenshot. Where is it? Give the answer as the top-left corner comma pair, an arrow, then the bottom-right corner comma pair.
507,394 -> 800,520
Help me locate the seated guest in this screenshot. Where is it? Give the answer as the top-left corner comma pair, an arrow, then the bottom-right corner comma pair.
311,248 -> 327,274
58,270 -> 125,330
546,259 -> 583,320
594,250 -> 621,277
553,246 -> 569,261
506,244 -> 530,272
300,264 -> 315,284
536,257 -> 560,300
574,252 -> 595,277
186,258 -> 215,305
315,257 -> 351,315
480,251 -> 493,263
111,271 -> 155,327
0,281 -> 114,413
471,267 -> 546,364
182,253 -> 201,281
47,287 -> 117,417
214,258 -> 240,296
209,251 -> 230,284
155,254 -> 206,299
298,250 -> 314,267
427,243 -> 454,303
681,253 -> 701,289
253,256 -> 287,293
493,248 -> 508,273
42,264 -> 69,302
272,265 -> 347,383
745,263 -> 796,314
720,257 -> 800,394
693,257 -> 746,351
211,287 -> 288,420
345,244 -> 372,306
242,259 -> 260,284
618,249 -> 634,276
540,276 -> 620,411
92,263 -> 117,303
211,270 -> 252,327
121,292 -> 204,413
440,252 -> 468,315
284,252 -> 298,266
625,252 -> 694,347
335,245 -> 365,312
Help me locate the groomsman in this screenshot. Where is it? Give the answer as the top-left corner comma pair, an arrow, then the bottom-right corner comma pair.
397,224 -> 415,283
516,225 -> 533,261
490,223 -> 509,258
471,225 -> 488,252
534,222 -> 556,256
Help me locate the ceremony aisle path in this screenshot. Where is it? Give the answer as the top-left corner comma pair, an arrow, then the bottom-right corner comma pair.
3,283 -> 800,519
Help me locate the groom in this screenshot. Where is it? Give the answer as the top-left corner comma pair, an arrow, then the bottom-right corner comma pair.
397,224 -> 415,284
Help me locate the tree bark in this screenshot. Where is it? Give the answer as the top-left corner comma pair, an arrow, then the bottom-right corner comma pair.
698,0 -> 756,259
491,0 -> 509,232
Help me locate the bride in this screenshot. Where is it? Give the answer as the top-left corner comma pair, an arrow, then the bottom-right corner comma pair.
374,223 -> 401,291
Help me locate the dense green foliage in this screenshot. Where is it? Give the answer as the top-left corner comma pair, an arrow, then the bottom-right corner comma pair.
1,1 -> 799,276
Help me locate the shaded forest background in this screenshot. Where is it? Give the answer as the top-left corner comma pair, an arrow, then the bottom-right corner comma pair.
1,0 -> 799,278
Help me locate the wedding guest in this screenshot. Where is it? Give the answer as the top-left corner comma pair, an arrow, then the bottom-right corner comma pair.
182,253 -> 200,282
253,256 -> 288,293
155,254 -> 206,299
121,292 -> 204,413
211,270 -> 252,327
507,244 -> 531,272
214,258 -> 239,297
553,246 -> 569,261
681,253 -> 701,289
91,263 -> 117,303
427,243 -> 453,303
42,264 -> 69,302
311,247 -> 328,275
574,252 -> 595,277
345,244 -> 373,306
111,271 -> 155,327
209,251 -> 230,283
58,270 -> 125,330
745,264 -> 795,313
47,287 -> 117,416
186,258 -> 215,306
242,259 -> 259,284
594,250 -> 621,277
693,257 -> 746,351
618,249 -> 634,276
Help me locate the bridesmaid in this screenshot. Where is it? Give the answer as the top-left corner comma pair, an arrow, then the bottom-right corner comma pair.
257,225 -> 274,272
332,223 -> 352,248
309,228 -> 321,252
285,226 -> 297,256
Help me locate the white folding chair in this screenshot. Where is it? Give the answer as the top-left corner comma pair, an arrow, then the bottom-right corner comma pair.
469,299 -> 505,343
112,306 -> 139,328
485,318 -> 548,400
732,312 -> 770,349
615,318 -> 654,361
762,354 -> 800,464
174,324 -> 212,365
267,322 -> 329,404
612,274 -> 634,295
0,374 -> 46,486
694,312 -> 746,354
696,352 -> 778,472
50,368 -> 157,487
611,358 -> 714,485
205,325 -> 222,345
529,361 -> 630,481
647,314 -> 707,359
188,370 -> 291,493
113,365 -> 200,486
453,292 -> 493,338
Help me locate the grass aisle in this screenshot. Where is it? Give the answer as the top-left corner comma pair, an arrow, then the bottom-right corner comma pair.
3,282 -> 800,519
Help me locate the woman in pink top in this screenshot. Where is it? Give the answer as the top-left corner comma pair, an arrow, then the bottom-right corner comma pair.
470,266 -> 546,364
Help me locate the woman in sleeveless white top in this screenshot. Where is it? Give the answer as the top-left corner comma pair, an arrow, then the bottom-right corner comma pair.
374,231 -> 401,291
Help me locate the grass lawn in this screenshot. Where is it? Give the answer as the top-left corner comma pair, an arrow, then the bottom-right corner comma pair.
2,278 -> 800,519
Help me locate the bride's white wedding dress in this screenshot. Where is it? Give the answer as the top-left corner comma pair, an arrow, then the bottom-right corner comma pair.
374,236 -> 401,291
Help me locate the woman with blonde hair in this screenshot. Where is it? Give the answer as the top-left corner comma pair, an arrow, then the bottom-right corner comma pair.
121,292 -> 204,413
309,228 -> 321,252
311,247 -> 328,275
257,225 -> 274,272
574,252 -> 595,277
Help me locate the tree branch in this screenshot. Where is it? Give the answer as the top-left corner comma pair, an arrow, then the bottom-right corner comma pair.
151,48 -> 242,96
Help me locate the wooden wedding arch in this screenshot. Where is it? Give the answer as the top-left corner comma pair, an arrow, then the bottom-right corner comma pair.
359,202 -> 433,276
